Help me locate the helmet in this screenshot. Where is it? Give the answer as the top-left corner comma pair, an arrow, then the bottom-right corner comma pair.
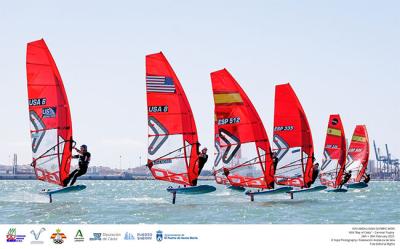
80,144 -> 87,150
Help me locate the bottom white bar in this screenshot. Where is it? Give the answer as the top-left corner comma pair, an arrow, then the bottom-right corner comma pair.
0,224 -> 397,249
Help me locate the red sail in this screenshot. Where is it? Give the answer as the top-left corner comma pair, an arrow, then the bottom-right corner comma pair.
211,69 -> 274,188
146,52 -> 199,186
27,39 -> 73,186
319,114 -> 347,188
346,125 -> 370,183
273,83 -> 314,188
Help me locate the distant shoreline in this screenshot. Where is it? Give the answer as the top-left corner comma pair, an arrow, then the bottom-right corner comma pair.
0,175 -> 215,181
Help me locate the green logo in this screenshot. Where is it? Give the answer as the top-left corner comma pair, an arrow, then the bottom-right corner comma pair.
74,230 -> 84,242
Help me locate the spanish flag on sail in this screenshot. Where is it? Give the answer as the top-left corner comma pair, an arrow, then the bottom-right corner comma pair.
352,135 -> 367,142
327,128 -> 342,137
213,93 -> 243,105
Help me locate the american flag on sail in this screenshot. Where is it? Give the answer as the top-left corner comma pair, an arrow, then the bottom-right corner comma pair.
146,75 -> 176,93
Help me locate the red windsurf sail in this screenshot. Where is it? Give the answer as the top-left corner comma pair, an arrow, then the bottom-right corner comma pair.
273,83 -> 314,188
211,69 -> 274,188
146,52 -> 199,186
345,125 -> 370,183
27,39 -> 74,186
319,114 -> 346,188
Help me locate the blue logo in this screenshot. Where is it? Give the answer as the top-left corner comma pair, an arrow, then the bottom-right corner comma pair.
89,233 -> 102,241
124,232 -> 135,240
42,107 -> 56,118
156,230 -> 163,242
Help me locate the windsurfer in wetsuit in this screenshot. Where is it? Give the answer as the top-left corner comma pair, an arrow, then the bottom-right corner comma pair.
268,152 -> 279,189
272,152 -> 279,175
339,170 -> 352,189
307,162 -> 320,188
63,144 -> 91,187
191,142 -> 208,186
362,173 -> 371,183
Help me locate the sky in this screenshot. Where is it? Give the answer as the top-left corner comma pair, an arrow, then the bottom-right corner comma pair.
0,0 -> 399,169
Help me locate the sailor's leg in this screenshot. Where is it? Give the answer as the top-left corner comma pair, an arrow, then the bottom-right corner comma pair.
63,169 -> 78,186
70,169 -> 85,186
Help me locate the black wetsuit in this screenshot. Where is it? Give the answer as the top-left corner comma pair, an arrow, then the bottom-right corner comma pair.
272,156 -> 279,175
340,173 -> 351,188
269,156 -> 279,189
310,167 -> 320,185
191,144 -> 208,186
63,151 -> 91,186
363,174 -> 371,183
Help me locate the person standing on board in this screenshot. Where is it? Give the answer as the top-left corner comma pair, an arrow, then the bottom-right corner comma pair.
307,163 -> 320,188
272,152 -> 279,175
191,142 -> 208,186
339,170 -> 352,189
63,144 -> 91,187
268,152 -> 279,189
362,173 -> 371,183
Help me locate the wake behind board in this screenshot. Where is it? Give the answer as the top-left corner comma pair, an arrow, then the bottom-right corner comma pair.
40,185 -> 86,203
326,188 -> 348,193
227,185 -> 246,192
167,185 -> 216,195
245,187 -> 293,201
346,182 -> 368,189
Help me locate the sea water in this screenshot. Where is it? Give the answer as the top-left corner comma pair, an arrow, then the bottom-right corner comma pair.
0,180 -> 398,224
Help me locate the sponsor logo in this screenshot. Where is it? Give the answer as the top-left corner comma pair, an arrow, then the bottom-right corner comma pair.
29,98 -> 47,106
217,117 -> 240,125
161,231 -> 199,240
124,232 -> 135,240
30,227 -> 46,244
148,117 -> 169,155
6,228 -> 25,242
331,118 -> 339,125
325,144 -> 338,149
153,159 -> 172,165
50,228 -> 66,244
148,105 -> 169,113
136,232 -> 153,240
274,125 -> 294,131
42,107 -> 56,118
74,229 -> 84,242
156,230 -> 163,242
348,148 -> 363,153
101,233 -> 121,241
89,233 -> 102,241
